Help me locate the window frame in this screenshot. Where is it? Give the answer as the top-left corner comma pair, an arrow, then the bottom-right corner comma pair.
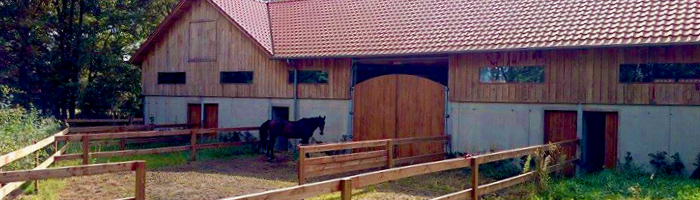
220,71 -> 254,84
288,70 -> 329,84
157,72 -> 186,84
478,65 -> 546,84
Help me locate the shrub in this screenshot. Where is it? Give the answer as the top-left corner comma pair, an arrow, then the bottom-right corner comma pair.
648,151 -> 685,176
691,153 -> 700,179
0,107 -> 61,170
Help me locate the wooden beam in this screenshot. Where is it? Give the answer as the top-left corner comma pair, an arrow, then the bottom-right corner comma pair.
189,130 -> 197,161
298,146 -> 306,185
306,158 -> 386,178
134,162 -> 146,200
82,135 -> 90,165
305,150 -> 386,165
432,188 -> 473,200
0,128 -> 68,168
301,140 -> 389,154
351,158 -> 471,188
67,118 -> 145,123
394,153 -> 445,167
306,156 -> 388,172
386,140 -> 394,168
471,159 -> 479,200
222,179 -> 342,200
0,161 -> 141,183
340,178 -> 352,200
392,135 -> 450,145
470,139 -> 578,164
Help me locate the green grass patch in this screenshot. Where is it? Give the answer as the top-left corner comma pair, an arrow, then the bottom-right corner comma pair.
527,170 -> 700,200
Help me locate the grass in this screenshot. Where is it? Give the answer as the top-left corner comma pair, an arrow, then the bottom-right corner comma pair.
0,107 -> 61,171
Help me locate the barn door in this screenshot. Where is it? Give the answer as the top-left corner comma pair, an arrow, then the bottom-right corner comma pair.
353,74 -> 445,158
187,104 -> 202,128
604,113 -> 618,168
204,104 -> 218,128
544,111 -> 578,175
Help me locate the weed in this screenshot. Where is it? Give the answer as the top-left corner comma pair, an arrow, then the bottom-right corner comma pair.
691,152 -> 700,179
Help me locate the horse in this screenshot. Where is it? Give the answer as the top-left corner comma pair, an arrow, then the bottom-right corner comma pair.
259,116 -> 326,160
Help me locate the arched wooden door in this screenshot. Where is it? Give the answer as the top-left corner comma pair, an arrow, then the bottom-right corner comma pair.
353,74 -> 445,158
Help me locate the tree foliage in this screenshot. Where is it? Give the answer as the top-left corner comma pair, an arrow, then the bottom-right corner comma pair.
0,0 -> 178,118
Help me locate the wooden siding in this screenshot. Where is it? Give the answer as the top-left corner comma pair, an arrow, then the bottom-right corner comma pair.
449,45 -> 700,105
141,0 -> 351,99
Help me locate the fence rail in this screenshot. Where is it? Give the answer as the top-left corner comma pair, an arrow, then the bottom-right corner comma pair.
67,123 -> 190,134
297,135 -> 451,184
66,118 -> 144,124
0,161 -> 146,200
224,139 -> 578,200
54,127 -> 259,164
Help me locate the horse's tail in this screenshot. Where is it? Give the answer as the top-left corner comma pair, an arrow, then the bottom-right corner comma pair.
258,120 -> 271,150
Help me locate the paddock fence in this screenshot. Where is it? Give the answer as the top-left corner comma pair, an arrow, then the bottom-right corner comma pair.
67,123 -> 190,134
66,118 -> 146,128
0,128 -> 68,199
0,161 -> 146,200
223,139 -> 579,200
297,135 -> 451,184
54,127 -> 259,164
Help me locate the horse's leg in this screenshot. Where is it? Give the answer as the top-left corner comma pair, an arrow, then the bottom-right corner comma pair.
268,134 -> 277,161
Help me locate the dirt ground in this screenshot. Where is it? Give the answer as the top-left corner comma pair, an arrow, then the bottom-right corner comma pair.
51,154 -> 476,200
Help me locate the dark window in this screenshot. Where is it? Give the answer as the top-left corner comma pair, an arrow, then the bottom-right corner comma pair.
158,72 -> 186,84
620,63 -> 700,83
220,71 -> 253,84
479,66 -> 544,83
288,70 -> 328,84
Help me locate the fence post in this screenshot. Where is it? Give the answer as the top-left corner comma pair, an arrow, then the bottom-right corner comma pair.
119,139 -> 126,150
135,161 -> 146,200
189,130 -> 197,162
340,178 -> 352,200
297,145 -> 306,185
471,158 -> 479,200
386,140 -> 394,168
82,135 -> 90,165
34,141 -> 39,194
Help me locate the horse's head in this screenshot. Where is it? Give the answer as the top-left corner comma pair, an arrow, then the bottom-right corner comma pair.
317,116 -> 326,135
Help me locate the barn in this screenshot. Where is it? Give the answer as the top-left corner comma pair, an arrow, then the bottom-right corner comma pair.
131,0 -> 700,175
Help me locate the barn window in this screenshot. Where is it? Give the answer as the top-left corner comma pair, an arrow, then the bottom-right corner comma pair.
479,66 -> 544,83
158,72 -> 186,84
220,71 -> 253,84
188,20 -> 217,62
620,63 -> 700,83
288,70 -> 328,84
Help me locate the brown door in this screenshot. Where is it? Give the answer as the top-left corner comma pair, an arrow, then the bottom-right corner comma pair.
187,104 -> 201,128
204,104 -> 218,128
353,74 -> 445,158
604,113 -> 618,168
544,111 -> 578,174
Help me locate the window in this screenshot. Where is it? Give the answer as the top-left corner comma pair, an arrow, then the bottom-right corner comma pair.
479,66 -> 544,83
288,70 -> 328,84
158,72 -> 186,84
220,71 -> 253,84
620,63 -> 700,83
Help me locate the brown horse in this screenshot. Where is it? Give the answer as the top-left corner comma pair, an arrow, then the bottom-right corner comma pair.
259,116 -> 325,160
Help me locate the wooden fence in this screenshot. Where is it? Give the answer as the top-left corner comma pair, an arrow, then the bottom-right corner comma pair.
297,135 -> 450,184
68,123 -> 190,134
66,118 -> 145,126
0,161 -> 146,200
55,127 -> 259,164
223,139 -> 579,200
0,128 -> 68,199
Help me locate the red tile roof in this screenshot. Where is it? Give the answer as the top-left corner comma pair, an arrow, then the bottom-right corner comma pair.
268,0 -> 700,58
133,0 -> 700,62
212,0 -> 273,53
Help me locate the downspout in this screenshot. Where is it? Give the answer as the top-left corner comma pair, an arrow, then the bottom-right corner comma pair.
200,97 -> 205,128
289,59 -> 299,120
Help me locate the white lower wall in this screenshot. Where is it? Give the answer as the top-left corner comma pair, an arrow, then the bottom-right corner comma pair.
144,96 -> 351,143
448,102 -> 700,176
